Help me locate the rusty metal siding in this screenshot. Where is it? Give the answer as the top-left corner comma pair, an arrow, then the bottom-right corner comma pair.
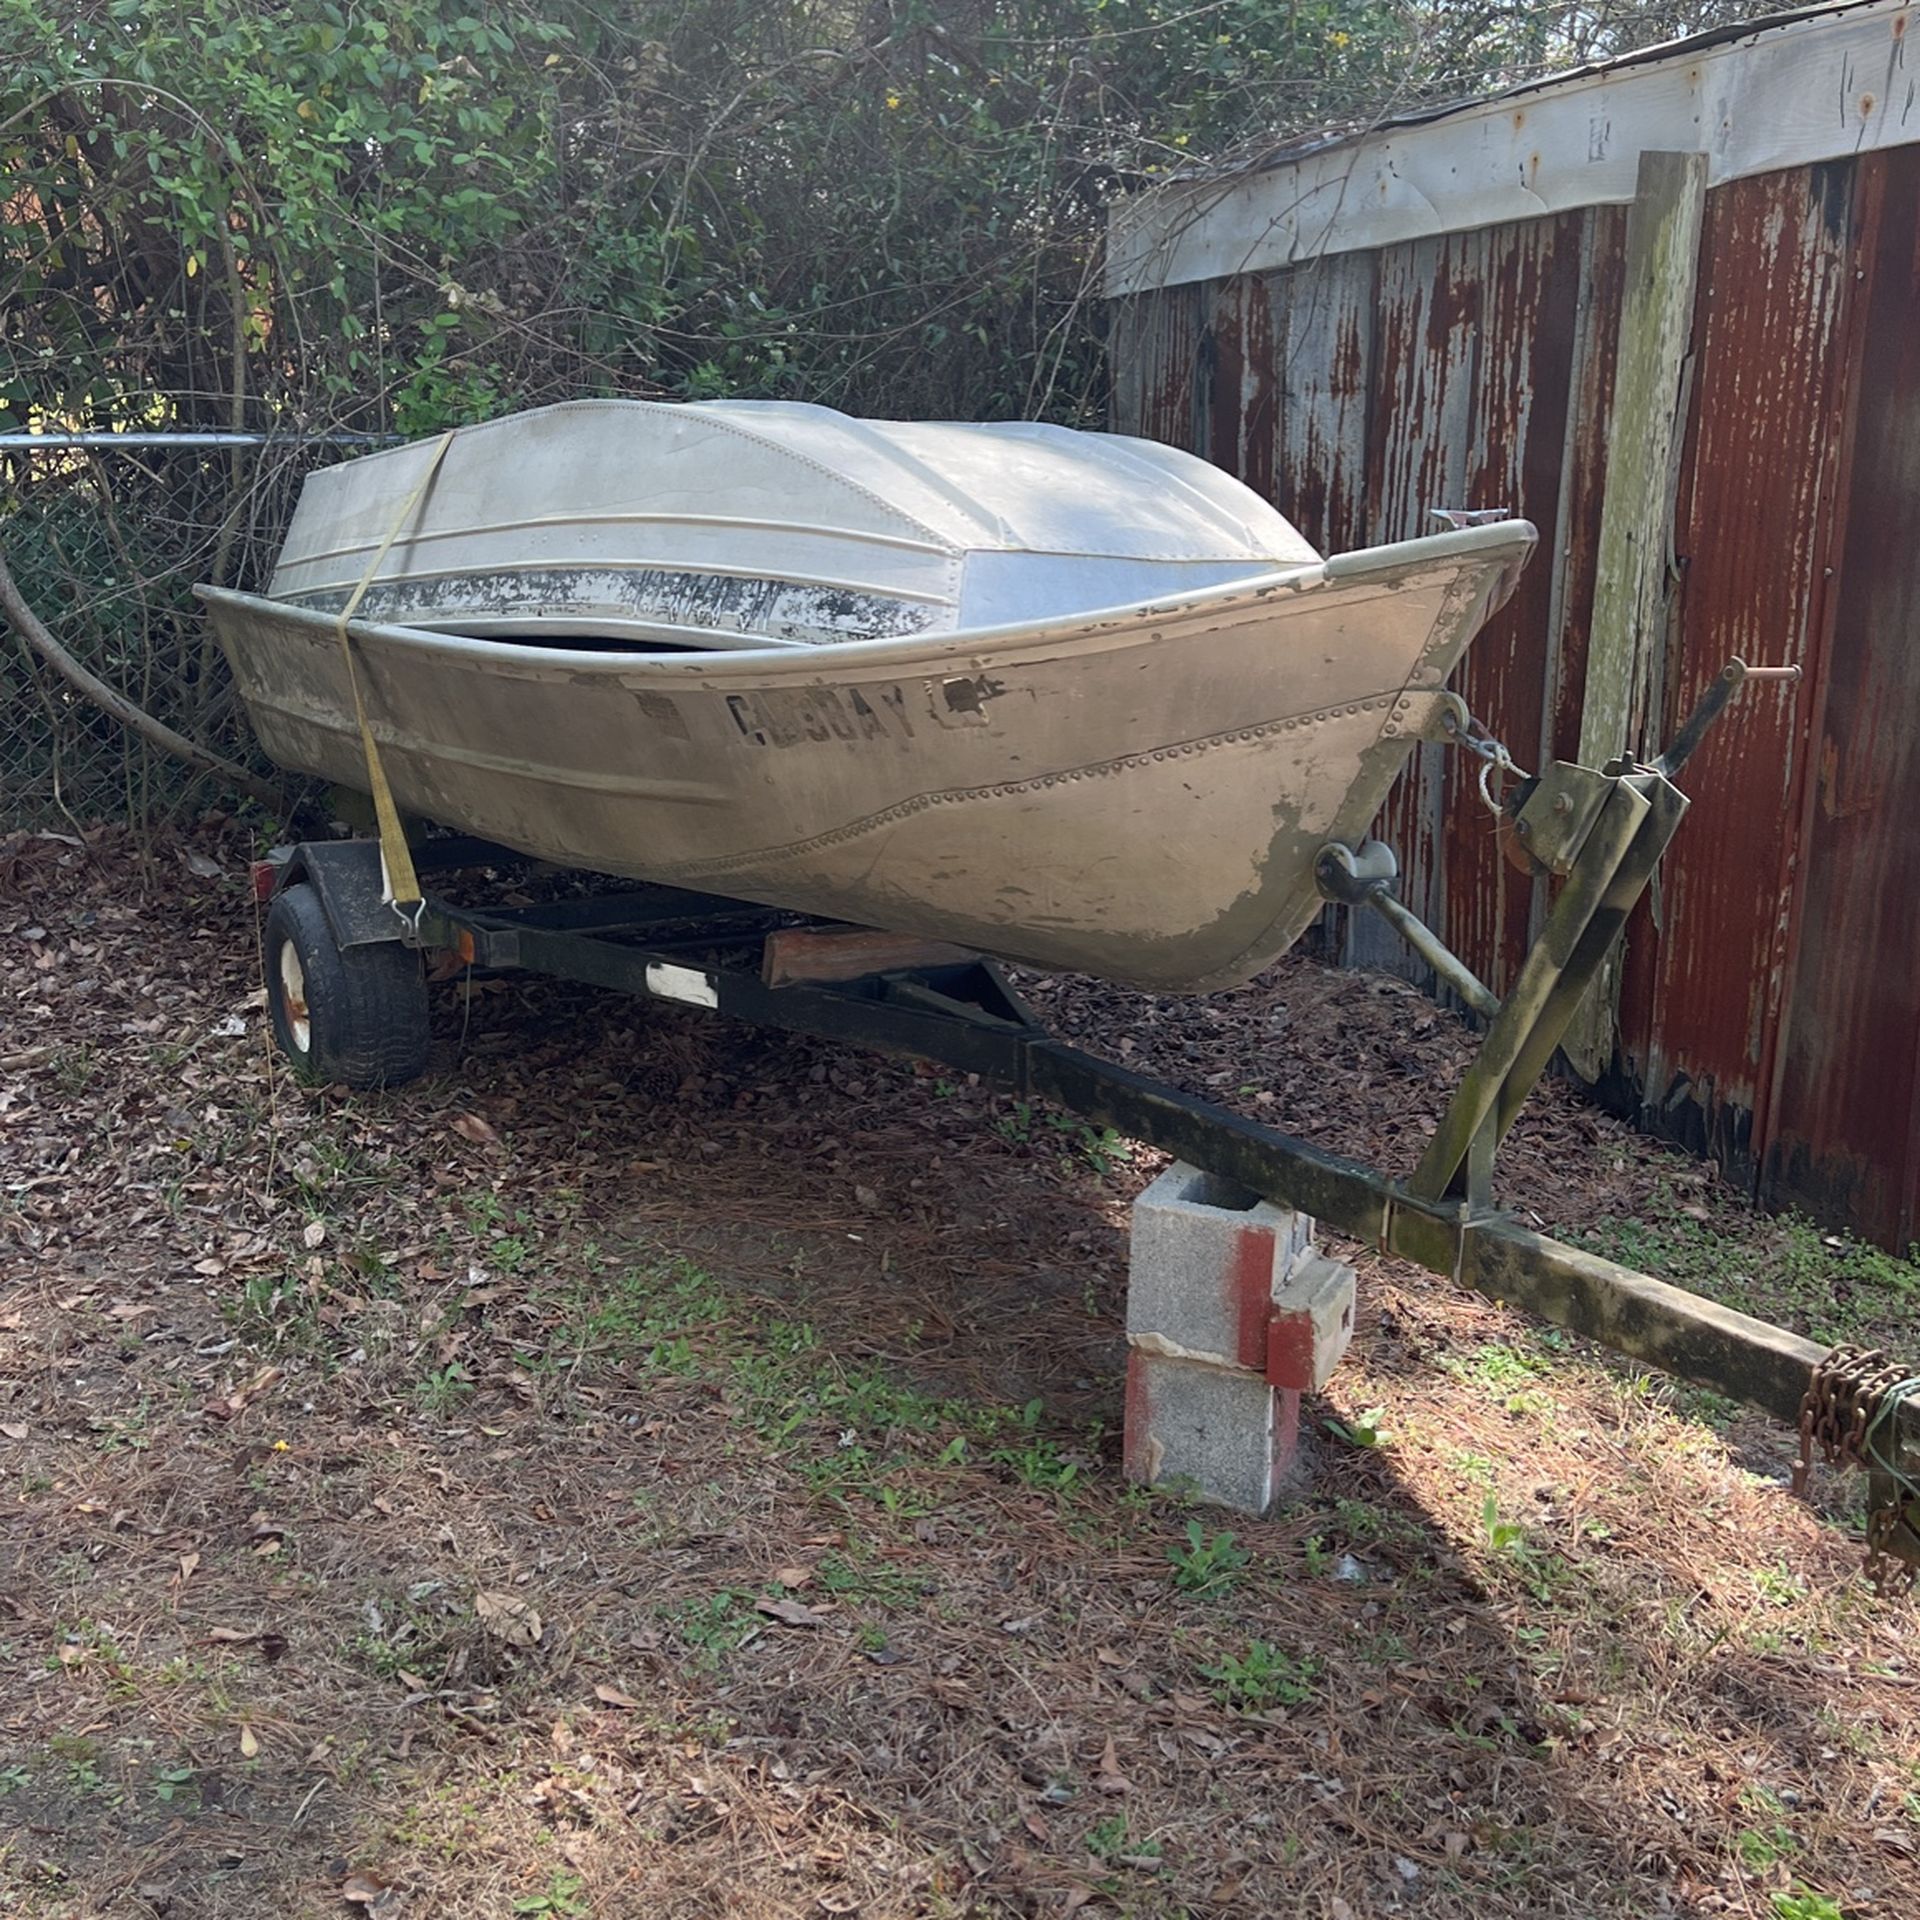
1274,254 -> 1376,560
1108,138 -> 1920,1247
1764,145 -> 1920,1250
1109,284 -> 1208,451
1345,218 -> 1591,992
1609,165 -> 1857,1178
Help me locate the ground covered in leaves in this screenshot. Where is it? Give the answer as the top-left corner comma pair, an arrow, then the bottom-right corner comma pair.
3,823 -> 1917,1920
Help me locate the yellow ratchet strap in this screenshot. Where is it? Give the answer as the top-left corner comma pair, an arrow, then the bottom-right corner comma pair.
331,427 -> 457,916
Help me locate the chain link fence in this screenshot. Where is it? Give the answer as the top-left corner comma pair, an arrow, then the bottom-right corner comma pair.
0,439 -> 330,828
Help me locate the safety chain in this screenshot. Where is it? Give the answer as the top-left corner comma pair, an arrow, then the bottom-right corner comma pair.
1794,1344 -> 1920,1598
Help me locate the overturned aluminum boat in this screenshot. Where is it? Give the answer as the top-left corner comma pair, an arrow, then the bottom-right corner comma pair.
200,400 -> 1534,991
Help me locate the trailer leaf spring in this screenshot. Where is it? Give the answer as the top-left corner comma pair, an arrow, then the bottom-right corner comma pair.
1793,1345 -> 1920,1597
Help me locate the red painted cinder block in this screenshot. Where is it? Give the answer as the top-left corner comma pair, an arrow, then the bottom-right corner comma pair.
1230,1224 -> 1276,1370
1123,1347 -> 1305,1514
1263,1251 -> 1357,1393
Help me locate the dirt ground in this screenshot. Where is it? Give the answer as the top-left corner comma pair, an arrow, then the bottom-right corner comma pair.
3,822 -> 1917,1920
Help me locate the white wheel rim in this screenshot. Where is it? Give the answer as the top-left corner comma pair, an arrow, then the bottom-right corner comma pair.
278,941 -> 311,1055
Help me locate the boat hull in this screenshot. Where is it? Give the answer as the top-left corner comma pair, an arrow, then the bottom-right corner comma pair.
200,521 -> 1533,992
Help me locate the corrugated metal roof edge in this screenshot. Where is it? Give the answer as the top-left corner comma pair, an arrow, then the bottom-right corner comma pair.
1107,0 -> 1915,294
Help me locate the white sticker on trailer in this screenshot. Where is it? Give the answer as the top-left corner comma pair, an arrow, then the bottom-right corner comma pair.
645,962 -> 719,1009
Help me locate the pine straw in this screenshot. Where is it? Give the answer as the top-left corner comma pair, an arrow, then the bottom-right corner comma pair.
2,822 -> 1915,1920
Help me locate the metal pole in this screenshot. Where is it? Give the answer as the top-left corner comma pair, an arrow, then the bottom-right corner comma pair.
0,431 -> 403,449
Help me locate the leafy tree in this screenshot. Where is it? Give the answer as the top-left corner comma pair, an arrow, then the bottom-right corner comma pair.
0,0 -> 1784,817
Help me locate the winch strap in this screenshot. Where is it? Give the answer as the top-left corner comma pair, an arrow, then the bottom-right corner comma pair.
331,428 -> 457,910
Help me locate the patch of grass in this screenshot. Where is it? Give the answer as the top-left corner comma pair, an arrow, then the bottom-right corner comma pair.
48,1733 -> 111,1798
51,1043 -> 99,1094
231,1270 -> 324,1348
1575,1189 -> 1920,1348
1736,1823 -> 1799,1871
814,1549 -> 927,1610
1166,1521 -> 1250,1597
1441,1341 -> 1556,1415
666,1590 -> 760,1668
988,1434 -> 1082,1496
1084,1812 -> 1160,1866
1200,1639 -> 1318,1711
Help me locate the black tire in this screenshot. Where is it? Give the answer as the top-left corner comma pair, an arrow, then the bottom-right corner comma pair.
263,882 -> 430,1089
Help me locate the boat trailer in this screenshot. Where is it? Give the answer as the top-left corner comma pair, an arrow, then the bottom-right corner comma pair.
254,661 -> 1918,1591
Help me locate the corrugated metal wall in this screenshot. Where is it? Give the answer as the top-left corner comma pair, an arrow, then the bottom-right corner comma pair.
1110,146 -> 1920,1251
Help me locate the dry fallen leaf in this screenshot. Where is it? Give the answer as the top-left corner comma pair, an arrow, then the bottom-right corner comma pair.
177,1551 -> 200,1584
1094,1733 -> 1130,1795
593,1683 -> 642,1710
474,1590 -> 542,1647
755,1594 -> 823,1629
451,1113 -> 502,1148
774,1564 -> 814,1589
239,1724 -> 259,1758
340,1867 -> 402,1913
302,1218 -> 327,1250
0,1421 -> 27,1442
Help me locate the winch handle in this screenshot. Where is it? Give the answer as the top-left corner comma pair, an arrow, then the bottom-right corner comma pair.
1652,658 -> 1802,780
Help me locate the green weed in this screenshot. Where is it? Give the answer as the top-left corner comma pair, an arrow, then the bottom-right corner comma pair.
1200,1639 -> 1318,1710
1770,1892 -> 1843,1920
1166,1521 -> 1250,1597
414,1364 -> 473,1416
512,1872 -> 589,1917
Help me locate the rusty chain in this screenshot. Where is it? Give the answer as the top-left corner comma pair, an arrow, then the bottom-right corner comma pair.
1794,1345 -> 1920,1598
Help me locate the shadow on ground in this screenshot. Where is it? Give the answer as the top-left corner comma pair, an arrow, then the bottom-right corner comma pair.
3,827 -> 1914,1918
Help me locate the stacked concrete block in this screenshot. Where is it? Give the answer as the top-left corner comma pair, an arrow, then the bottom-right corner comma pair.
1123,1161 -> 1356,1515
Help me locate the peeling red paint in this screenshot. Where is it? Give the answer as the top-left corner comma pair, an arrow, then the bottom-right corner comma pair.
1230,1225 -> 1273,1371
1121,1349 -> 1153,1482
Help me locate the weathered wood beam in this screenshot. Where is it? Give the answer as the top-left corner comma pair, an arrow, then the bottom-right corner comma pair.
1565,148 -> 1707,1080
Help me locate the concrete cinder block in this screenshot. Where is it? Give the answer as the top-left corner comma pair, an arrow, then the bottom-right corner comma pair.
1123,1349 -> 1302,1516
1125,1161 -> 1312,1369
1266,1249 -> 1357,1393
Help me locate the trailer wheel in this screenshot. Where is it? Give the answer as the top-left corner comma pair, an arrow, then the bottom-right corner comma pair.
264,883 -> 430,1089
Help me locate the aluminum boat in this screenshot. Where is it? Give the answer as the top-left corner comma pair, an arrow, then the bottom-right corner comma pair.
199,400 -> 1534,991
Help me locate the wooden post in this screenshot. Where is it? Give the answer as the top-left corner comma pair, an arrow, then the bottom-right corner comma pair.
1564,149 -> 1707,1081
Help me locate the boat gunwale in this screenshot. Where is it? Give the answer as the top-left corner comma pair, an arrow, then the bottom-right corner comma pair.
198,519 -> 1536,686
